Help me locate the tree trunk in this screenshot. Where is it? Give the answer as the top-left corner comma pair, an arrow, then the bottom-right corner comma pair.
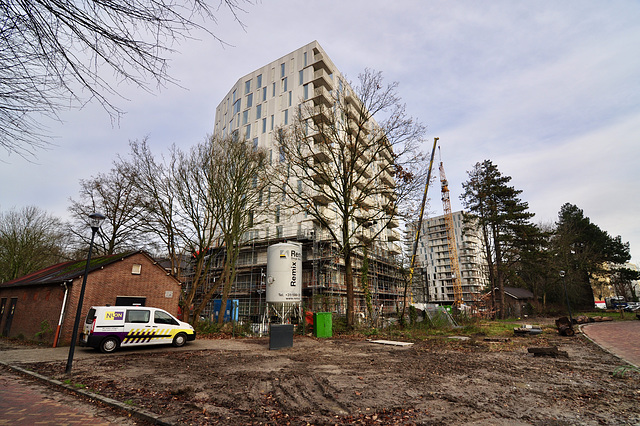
345,244 -> 354,329
493,224 -> 506,319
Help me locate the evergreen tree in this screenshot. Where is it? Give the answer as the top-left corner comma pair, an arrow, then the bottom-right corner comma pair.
460,160 -> 534,318
553,203 -> 632,309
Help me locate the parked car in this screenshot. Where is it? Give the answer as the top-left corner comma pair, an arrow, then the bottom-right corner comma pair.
624,302 -> 640,312
605,296 -> 627,309
81,306 -> 196,353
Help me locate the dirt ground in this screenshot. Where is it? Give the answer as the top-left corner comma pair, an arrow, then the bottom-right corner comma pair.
16,331 -> 640,425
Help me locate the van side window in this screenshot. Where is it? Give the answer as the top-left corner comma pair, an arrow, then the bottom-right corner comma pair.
154,311 -> 179,326
125,310 -> 150,324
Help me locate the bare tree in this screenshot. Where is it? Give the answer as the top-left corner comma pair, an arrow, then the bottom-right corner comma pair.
275,69 -> 426,328
167,139 -> 223,324
68,165 -> 145,255
0,206 -> 69,282
204,135 -> 267,325
115,135 -> 266,325
0,0 -> 249,158
121,139 -> 183,275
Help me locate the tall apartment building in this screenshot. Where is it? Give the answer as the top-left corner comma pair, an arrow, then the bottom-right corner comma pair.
408,211 -> 488,305
208,41 -> 403,322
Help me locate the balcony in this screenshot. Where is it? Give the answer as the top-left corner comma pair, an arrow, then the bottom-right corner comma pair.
355,230 -> 373,243
389,242 -> 402,255
311,86 -> 332,107
312,68 -> 332,89
384,203 -> 398,216
312,144 -> 331,163
380,169 -> 394,186
311,105 -> 331,125
346,120 -> 369,137
310,168 -> 329,184
354,157 -> 372,179
311,185 -> 331,205
355,196 -> 373,209
380,143 -> 394,162
312,50 -> 331,73
387,229 -> 401,242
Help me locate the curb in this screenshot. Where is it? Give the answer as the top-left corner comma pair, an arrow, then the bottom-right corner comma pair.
578,324 -> 639,369
0,360 -> 173,425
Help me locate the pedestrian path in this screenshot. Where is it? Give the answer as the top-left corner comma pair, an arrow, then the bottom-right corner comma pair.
0,368 -> 126,425
581,320 -> 640,368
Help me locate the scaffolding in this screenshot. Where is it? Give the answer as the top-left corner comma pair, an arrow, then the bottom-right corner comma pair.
182,222 -> 403,327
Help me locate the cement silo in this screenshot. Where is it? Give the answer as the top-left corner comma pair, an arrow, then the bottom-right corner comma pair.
266,242 -> 302,323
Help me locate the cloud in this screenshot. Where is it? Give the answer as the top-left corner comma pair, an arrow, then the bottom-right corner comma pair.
1,0 -> 639,263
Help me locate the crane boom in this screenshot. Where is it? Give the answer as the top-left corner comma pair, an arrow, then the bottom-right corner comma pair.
439,150 -> 463,308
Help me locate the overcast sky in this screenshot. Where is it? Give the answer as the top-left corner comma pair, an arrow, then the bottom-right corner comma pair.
1,0 -> 638,262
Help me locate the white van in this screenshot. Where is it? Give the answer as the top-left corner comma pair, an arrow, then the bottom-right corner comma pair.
81,306 -> 196,353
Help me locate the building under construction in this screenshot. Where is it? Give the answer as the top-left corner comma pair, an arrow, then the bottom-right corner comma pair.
407,211 -> 488,305
189,41 -> 406,324
186,223 -> 404,325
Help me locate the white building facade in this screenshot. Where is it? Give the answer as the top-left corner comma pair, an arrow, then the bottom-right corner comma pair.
409,211 -> 488,305
209,41 -> 403,320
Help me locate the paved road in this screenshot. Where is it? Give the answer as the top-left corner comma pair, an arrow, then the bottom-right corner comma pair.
581,320 -> 640,368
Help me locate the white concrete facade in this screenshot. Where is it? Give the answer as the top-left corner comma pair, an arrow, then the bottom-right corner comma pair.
212,41 -> 402,251
409,211 -> 488,304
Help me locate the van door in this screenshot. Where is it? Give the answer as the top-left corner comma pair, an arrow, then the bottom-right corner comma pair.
152,309 -> 181,345
122,308 -> 153,347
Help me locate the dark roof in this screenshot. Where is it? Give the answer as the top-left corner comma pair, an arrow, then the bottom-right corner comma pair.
0,251 -> 144,288
504,286 -> 534,300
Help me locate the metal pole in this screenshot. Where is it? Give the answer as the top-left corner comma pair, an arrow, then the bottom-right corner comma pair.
65,226 -> 98,374
561,271 -> 573,325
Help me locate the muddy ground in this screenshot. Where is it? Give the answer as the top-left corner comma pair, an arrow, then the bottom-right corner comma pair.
18,331 -> 640,425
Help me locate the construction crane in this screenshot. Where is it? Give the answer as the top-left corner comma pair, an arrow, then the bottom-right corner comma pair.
402,137 -> 438,314
439,147 -> 463,309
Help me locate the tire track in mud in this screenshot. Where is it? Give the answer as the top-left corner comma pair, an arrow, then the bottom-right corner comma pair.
265,374 -> 350,416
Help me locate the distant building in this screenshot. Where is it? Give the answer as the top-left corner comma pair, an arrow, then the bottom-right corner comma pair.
500,287 -> 534,318
407,211 -> 488,305
0,251 -> 181,346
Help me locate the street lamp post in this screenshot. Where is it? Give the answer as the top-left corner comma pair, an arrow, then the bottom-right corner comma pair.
65,212 -> 105,374
559,270 -> 573,325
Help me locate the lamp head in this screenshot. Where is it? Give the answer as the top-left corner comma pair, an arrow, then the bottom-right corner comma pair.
88,212 -> 106,230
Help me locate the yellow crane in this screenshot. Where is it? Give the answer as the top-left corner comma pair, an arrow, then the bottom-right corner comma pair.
439,147 -> 463,309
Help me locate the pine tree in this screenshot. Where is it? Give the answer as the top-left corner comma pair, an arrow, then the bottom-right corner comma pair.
461,160 -> 534,319
553,203 -> 632,309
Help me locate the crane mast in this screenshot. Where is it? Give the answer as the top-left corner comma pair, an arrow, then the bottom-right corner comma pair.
439,151 -> 463,308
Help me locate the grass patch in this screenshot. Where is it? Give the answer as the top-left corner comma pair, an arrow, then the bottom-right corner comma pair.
613,365 -> 640,378
62,379 -> 86,389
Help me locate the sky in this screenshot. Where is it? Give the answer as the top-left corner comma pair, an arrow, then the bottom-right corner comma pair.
1,0 -> 639,263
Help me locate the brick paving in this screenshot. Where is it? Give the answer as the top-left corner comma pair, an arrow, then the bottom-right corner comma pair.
0,367 -> 135,425
581,320 -> 640,367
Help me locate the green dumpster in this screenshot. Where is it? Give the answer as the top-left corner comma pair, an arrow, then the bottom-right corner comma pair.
314,312 -> 332,338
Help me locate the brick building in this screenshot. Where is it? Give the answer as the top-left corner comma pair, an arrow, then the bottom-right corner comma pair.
0,251 -> 181,346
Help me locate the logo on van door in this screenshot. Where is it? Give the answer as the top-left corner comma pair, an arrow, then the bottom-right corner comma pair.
105,311 -> 124,321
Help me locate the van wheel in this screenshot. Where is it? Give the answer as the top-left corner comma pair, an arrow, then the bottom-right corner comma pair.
100,337 -> 119,353
172,333 -> 187,347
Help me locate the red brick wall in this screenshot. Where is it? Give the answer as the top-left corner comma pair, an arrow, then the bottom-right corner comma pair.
0,285 -> 66,343
0,252 -> 182,346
